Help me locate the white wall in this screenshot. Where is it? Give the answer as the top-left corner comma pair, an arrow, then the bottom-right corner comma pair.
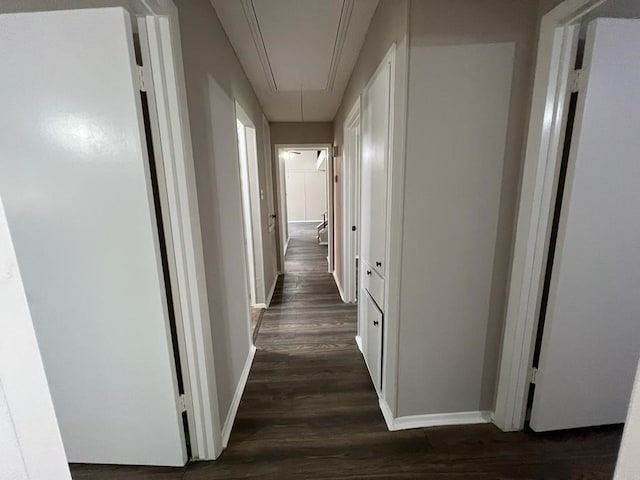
0,196 -> 71,480
174,0 -> 278,427
285,150 -> 327,222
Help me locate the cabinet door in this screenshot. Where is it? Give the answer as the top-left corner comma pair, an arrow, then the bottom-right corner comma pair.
362,290 -> 383,392
361,59 -> 391,276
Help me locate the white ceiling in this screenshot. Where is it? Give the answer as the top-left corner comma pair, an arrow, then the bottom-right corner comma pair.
211,0 -> 379,122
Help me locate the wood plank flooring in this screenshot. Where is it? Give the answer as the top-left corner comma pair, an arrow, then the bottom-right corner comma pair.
70,223 -> 623,479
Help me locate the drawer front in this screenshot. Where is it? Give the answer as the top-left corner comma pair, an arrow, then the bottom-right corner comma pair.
362,260 -> 384,310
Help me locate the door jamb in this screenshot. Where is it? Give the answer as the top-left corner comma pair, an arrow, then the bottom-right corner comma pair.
137,3 -> 223,460
493,0 -> 607,432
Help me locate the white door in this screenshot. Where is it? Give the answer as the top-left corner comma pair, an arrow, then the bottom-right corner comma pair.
361,60 -> 391,276
530,18 -> 640,432
0,8 -> 186,465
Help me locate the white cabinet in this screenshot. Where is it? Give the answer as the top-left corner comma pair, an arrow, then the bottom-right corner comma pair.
361,59 -> 391,277
362,290 -> 383,392
358,50 -> 393,396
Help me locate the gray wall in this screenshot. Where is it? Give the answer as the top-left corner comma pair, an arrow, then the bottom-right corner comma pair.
174,0 -> 277,426
396,0 -> 540,416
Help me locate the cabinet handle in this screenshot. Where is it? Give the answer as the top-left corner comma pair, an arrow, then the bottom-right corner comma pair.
376,261 -> 382,267
366,270 -> 372,275
373,320 -> 379,326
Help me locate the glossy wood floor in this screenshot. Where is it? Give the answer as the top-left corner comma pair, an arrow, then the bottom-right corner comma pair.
70,223 -> 622,479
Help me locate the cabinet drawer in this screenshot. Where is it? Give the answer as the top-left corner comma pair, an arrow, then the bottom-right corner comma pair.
362,260 -> 384,309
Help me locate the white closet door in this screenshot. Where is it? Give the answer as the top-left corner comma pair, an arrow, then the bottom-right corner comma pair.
361,59 -> 391,276
0,9 -> 186,465
530,18 -> 640,432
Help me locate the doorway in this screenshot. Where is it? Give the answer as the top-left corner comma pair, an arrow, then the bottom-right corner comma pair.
494,0 -> 640,433
343,100 -> 361,304
236,103 -> 267,337
275,145 -> 333,274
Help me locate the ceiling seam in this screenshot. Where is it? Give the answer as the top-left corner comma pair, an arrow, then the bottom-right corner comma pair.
240,0 -> 278,92
326,0 -> 354,93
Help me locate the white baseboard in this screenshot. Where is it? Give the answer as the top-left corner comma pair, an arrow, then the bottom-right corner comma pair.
283,237 -> 290,255
379,400 -> 492,431
221,344 -> 256,448
355,335 -> 363,353
379,398 -> 395,430
333,270 -> 346,303
266,274 -> 278,307
253,303 -> 267,309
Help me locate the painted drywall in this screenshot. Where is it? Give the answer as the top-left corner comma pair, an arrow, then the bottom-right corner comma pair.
285,151 -> 327,222
0,196 -> 71,480
173,0 -> 277,427
332,0 -> 409,314
396,0 -> 540,417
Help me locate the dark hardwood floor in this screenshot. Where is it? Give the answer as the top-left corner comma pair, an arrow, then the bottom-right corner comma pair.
70,222 -> 623,480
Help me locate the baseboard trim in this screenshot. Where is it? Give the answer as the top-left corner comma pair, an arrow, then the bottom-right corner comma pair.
284,237 -> 290,256
380,403 -> 492,431
332,270 -> 346,303
266,274 -> 278,307
253,303 -> 267,309
221,344 -> 256,448
355,335 -> 363,354
379,398 -> 395,431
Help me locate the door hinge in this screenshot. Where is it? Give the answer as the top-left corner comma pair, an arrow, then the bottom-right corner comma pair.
137,65 -> 147,92
569,69 -> 583,93
529,367 -> 538,384
178,394 -> 187,413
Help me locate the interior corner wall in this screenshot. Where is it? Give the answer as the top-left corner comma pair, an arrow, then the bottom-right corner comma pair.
396,0 -> 540,417
332,0 -> 410,307
173,0 -> 277,427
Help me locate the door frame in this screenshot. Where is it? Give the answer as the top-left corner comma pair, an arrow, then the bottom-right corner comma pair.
343,98 -> 361,303
135,3 -> 222,460
235,101 -> 267,308
274,143 -> 334,273
493,0 -> 608,432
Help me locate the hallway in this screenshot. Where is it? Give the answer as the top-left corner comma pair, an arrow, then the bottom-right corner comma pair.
69,223 -> 622,479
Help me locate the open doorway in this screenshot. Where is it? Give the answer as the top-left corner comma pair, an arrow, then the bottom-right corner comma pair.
235,103 -> 266,337
275,145 -> 333,274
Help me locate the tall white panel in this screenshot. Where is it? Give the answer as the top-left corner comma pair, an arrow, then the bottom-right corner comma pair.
0,9 -> 186,465
530,18 -> 640,432
361,60 -> 391,276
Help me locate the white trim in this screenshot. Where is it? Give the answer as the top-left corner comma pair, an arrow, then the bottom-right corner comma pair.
288,220 -> 324,224
265,274 -> 278,307
379,398 -> 491,431
379,398 -> 395,430
283,237 -> 290,257
333,270 -> 346,303
380,34 -> 409,419
138,6 -> 222,460
493,0 -> 607,432
221,344 -> 256,448
390,410 -> 492,431
355,335 -> 363,353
